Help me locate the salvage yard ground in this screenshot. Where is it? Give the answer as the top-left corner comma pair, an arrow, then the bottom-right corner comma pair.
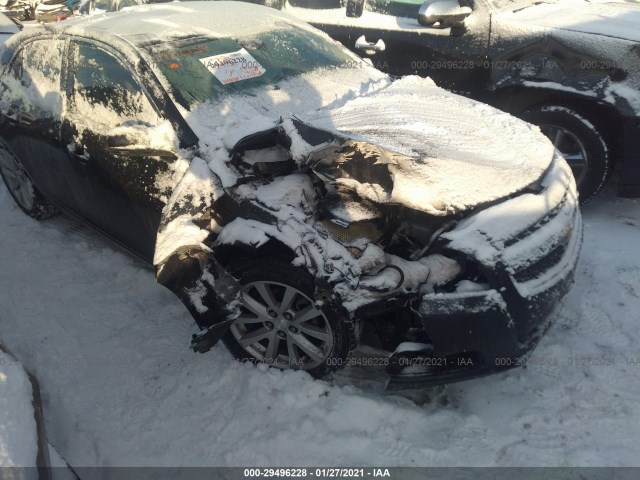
0,181 -> 639,467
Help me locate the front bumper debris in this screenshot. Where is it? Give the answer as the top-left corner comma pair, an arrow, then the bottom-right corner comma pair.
388,157 -> 582,388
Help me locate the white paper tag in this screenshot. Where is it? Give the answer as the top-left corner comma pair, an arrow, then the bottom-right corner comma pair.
199,48 -> 266,85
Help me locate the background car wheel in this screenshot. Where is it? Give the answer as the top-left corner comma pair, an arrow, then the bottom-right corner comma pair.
521,105 -> 609,202
221,258 -> 359,379
0,147 -> 57,220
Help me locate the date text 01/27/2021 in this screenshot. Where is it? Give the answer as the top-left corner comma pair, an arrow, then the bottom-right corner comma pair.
243,468 -> 392,477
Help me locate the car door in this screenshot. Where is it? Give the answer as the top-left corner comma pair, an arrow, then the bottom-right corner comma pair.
0,37 -> 78,209
367,0 -> 491,95
292,0 -> 492,95
61,39 -> 179,262
278,0 -> 355,53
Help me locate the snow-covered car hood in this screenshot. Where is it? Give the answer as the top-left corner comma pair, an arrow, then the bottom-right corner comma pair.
304,76 -> 554,215
183,71 -> 554,217
500,2 -> 640,42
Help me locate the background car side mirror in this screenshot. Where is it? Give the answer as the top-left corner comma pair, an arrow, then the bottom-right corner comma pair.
418,0 -> 472,28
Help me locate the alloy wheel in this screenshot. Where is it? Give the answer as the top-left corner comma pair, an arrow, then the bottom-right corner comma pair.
229,280 -> 334,370
540,125 -> 589,186
0,150 -> 35,211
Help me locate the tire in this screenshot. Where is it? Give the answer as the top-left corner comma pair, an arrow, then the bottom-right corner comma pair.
221,258 -> 359,379
520,105 -> 609,202
0,145 -> 57,220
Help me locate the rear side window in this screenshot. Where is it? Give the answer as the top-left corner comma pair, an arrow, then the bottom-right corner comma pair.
366,0 -> 424,17
70,42 -> 158,130
1,39 -> 65,117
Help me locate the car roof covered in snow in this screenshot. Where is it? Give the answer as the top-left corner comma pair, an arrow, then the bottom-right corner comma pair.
31,1 -> 305,46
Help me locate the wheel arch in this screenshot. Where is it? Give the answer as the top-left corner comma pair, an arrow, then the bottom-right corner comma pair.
155,237 -> 299,334
490,85 -> 624,160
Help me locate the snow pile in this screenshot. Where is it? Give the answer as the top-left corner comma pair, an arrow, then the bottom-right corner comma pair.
0,351 -> 38,467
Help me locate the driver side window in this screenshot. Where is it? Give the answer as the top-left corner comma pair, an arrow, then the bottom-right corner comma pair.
71,42 -> 159,130
366,0 -> 472,17
366,0 -> 425,17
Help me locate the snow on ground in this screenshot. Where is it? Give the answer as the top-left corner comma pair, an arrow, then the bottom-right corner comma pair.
0,181 -> 639,467
0,350 -> 37,467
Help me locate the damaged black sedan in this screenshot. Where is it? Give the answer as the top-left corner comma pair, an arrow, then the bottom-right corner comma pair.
0,2 -> 581,387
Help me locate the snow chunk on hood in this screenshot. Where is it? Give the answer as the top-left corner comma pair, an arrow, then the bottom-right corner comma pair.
307,76 -> 554,215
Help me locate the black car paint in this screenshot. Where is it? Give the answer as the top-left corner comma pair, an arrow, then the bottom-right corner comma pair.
0,26 -> 577,386
268,0 -> 640,197
1,33 -> 199,260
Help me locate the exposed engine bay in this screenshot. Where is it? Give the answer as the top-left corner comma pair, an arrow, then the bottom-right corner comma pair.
153,118 -> 491,354
220,120 -> 472,309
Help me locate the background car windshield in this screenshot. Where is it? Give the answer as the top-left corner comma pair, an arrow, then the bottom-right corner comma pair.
488,0 -> 565,11
290,0 -> 424,17
146,24 -> 356,110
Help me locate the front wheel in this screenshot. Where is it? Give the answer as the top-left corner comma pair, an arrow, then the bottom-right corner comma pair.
520,105 -> 609,202
222,258 -> 359,378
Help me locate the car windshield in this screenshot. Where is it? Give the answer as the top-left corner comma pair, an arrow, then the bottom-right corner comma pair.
145,24 -> 357,110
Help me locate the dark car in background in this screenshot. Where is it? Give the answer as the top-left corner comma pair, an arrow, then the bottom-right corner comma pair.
260,0 -> 640,202
0,2 -> 580,388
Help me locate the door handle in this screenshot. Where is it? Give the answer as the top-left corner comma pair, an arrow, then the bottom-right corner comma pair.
355,36 -> 386,53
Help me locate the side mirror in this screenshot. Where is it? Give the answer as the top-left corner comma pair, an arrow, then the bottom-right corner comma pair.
106,124 -> 177,160
418,0 -> 472,28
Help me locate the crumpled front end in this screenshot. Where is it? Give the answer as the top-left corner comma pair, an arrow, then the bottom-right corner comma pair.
388,154 -> 582,387
151,116 -> 580,385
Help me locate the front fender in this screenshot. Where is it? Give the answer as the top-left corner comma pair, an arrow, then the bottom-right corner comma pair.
489,26 -> 640,116
155,231 -> 302,352
155,245 -> 241,329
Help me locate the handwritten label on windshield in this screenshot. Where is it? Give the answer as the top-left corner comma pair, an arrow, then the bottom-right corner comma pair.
199,48 -> 266,85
